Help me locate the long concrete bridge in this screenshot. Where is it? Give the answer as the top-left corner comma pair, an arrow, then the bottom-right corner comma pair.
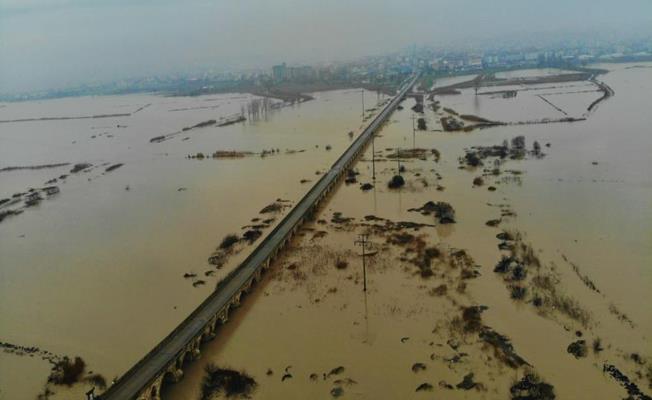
99,73 -> 420,400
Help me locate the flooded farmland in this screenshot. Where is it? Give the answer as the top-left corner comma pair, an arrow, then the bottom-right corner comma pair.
0,88 -> 388,399
163,63 -> 651,400
1,63 -> 651,400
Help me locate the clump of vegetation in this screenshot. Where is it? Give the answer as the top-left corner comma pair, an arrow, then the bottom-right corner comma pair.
327,366 -> 345,377
592,338 -> 604,353
70,163 -> 92,173
331,212 -> 353,224
567,340 -> 587,359
510,373 -> 555,400
464,151 -> 482,166
387,175 -> 405,189
105,163 -> 123,172
510,285 -> 527,300
200,364 -> 257,400
84,373 -> 107,389
242,229 -> 262,243
473,176 -> 484,186
48,356 -> 86,386
389,232 -> 415,245
335,259 -> 348,269
415,383 -> 433,392
429,284 -> 447,296
456,373 -> 477,390
603,364 -> 650,400
432,148 -> 441,162
220,234 -> 240,250
259,202 -> 284,213
461,306 -> 486,333
486,218 -> 501,227
480,329 -> 529,368
545,289 -> 591,327
460,135 -> 545,168
408,201 -> 456,223
433,202 -> 455,223
411,362 -> 427,372
386,148 -> 432,160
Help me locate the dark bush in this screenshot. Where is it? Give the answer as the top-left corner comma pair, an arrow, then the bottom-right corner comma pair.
465,152 -> 482,167
220,234 -> 240,249
387,175 -> 405,189
201,364 -> 257,400
510,374 -> 555,400
48,356 -> 86,386
84,373 -> 107,389
567,340 -> 587,358
510,285 -> 527,300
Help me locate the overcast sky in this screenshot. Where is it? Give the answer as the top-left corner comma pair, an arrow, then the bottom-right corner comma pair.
1,0 -> 651,93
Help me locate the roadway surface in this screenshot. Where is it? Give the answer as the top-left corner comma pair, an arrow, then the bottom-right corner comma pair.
100,73 -> 419,399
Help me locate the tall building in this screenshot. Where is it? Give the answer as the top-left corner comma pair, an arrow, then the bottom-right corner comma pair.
272,63 -> 287,81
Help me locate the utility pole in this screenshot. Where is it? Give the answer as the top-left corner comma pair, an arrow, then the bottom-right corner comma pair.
354,234 -> 369,291
361,89 -> 365,121
396,147 -> 402,175
371,135 -> 376,181
411,113 -> 416,150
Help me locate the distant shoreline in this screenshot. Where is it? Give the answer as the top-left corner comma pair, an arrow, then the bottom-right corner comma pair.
1,60 -> 648,105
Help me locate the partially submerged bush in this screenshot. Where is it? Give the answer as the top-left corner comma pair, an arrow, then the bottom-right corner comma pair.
432,202 -> 455,224
84,373 -> 107,389
48,356 -> 86,386
510,373 -> 555,400
429,284 -> 447,296
259,202 -> 283,213
201,364 -> 257,400
220,234 -> 240,250
567,340 -> 587,359
242,229 -> 262,244
408,201 -> 456,223
462,306 -> 486,333
510,285 -> 527,300
387,175 -> 405,189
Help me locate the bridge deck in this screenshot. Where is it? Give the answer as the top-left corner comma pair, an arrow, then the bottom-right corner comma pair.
100,73 -> 419,399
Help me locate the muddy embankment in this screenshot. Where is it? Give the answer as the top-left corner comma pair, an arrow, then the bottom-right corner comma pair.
0,104 -> 150,124
0,162 -> 124,225
429,67 -> 607,99
149,115 -> 246,143
172,80 -> 400,104
587,78 -> 615,112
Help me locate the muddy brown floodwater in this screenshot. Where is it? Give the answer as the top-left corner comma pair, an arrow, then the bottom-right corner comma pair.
0,88 -> 390,399
161,64 -> 651,400
1,64 -> 651,400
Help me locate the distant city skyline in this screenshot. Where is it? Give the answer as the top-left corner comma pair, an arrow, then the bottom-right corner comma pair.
1,0 -> 652,94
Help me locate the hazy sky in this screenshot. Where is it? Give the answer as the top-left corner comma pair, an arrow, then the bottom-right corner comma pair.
1,0 -> 651,93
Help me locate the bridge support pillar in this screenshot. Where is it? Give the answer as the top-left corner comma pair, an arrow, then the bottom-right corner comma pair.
189,348 -> 201,361
203,331 -> 217,342
137,374 -> 163,400
219,309 -> 229,324
168,368 -> 184,383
